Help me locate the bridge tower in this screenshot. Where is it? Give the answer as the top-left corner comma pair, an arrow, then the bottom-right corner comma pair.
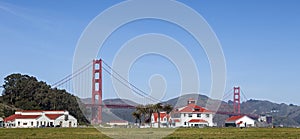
233,86 -> 241,113
92,59 -> 102,124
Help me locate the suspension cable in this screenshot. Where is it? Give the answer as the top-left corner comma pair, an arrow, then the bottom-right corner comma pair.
102,64 -> 161,103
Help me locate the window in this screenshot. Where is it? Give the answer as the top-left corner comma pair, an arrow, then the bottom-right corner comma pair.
64,115 -> 69,121
188,114 -> 192,117
206,114 -> 210,118
184,114 -> 186,117
197,114 -> 201,117
23,123 -> 27,125
18,122 -> 20,126
184,122 -> 186,125
31,122 -> 33,126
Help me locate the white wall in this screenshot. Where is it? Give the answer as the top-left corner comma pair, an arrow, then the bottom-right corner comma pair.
55,115 -> 77,127
235,116 -> 255,127
5,111 -> 77,128
178,113 -> 214,127
151,114 -> 169,128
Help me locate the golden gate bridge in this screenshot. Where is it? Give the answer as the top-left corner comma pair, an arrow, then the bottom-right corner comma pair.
51,59 -> 253,124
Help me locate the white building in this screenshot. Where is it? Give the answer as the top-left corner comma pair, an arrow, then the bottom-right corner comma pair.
0,117 -> 3,127
107,120 -> 129,126
4,110 -> 77,128
225,115 -> 255,127
171,99 -> 215,127
151,112 -> 171,128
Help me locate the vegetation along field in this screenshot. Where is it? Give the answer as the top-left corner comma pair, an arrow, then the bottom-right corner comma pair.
0,127 -> 299,139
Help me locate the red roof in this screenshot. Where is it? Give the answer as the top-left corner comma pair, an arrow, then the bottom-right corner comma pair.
4,114 -> 41,122
226,115 -> 245,122
16,110 -> 65,113
45,114 -> 63,120
188,119 -> 208,123
152,112 -> 170,123
177,104 -> 212,113
174,119 -> 180,122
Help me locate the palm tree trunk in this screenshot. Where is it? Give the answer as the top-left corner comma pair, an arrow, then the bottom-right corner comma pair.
150,113 -> 152,128
158,112 -> 161,128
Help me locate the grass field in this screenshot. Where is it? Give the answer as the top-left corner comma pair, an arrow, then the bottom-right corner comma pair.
0,127 -> 299,139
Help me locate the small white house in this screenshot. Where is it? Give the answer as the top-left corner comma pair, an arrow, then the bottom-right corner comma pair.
225,115 -> 255,127
4,110 -> 77,128
107,120 -> 129,126
151,112 -> 171,128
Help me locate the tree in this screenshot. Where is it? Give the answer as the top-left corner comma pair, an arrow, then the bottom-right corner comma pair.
163,104 -> 173,127
135,105 -> 147,125
132,111 -> 141,126
152,103 -> 163,128
145,104 -> 154,127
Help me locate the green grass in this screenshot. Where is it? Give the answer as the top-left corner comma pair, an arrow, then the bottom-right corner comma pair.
0,128 -> 109,139
0,127 -> 299,139
165,128 -> 300,139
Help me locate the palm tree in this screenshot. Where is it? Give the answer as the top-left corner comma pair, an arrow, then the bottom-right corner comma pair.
136,105 -> 147,125
152,103 -> 163,128
163,104 -> 173,127
145,104 -> 154,127
132,111 -> 141,126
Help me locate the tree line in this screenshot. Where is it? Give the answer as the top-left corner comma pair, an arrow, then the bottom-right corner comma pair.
132,103 -> 173,128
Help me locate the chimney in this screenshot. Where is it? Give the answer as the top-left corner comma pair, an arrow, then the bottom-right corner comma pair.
187,98 -> 196,105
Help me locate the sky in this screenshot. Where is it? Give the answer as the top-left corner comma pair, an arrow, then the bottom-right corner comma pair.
0,0 -> 299,105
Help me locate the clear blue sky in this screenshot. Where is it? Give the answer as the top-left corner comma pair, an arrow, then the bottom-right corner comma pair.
0,0 -> 299,105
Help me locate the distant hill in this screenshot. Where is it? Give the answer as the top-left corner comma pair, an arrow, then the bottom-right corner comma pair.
83,94 -> 300,127
80,98 -> 138,123
81,98 -> 138,106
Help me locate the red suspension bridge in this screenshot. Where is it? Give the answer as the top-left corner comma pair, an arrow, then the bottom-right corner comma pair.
52,59 -> 252,124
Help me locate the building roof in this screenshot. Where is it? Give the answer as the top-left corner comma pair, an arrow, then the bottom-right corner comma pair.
45,114 -> 63,120
177,103 -> 212,113
16,110 -> 65,113
152,112 -> 170,123
188,119 -> 208,123
173,119 -> 180,123
5,110 -> 67,122
4,114 -> 41,122
225,115 -> 246,122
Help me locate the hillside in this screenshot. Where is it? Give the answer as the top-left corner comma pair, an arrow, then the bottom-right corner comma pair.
81,98 -> 138,123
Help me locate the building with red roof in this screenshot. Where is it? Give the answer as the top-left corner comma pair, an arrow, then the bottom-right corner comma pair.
151,112 -> 171,128
4,110 -> 77,128
172,98 -> 215,127
225,115 -> 255,127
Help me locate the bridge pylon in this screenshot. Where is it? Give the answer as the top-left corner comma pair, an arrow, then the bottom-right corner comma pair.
233,86 -> 241,113
91,59 -> 102,124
